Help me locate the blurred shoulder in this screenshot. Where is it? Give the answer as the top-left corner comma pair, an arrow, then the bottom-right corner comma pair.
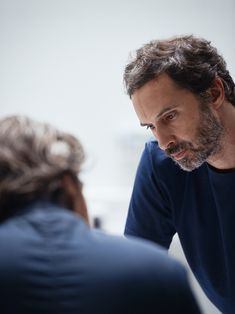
87,230 -> 198,313
89,229 -> 185,276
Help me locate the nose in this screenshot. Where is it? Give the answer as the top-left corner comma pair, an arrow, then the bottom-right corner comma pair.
152,127 -> 175,151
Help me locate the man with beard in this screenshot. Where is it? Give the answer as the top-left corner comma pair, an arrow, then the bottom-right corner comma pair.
123,35 -> 235,313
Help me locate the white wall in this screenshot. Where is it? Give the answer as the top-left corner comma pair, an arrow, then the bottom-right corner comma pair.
1,0 -> 234,312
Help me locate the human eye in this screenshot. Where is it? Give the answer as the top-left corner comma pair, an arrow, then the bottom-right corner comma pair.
164,111 -> 177,121
146,124 -> 155,130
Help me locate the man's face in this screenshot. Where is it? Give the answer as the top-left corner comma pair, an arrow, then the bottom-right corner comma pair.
131,74 -> 224,171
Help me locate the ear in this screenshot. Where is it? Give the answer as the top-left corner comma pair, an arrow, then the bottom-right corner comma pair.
209,77 -> 225,110
61,174 -> 90,225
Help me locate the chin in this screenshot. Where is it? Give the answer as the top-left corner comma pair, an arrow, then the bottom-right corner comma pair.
176,157 -> 205,172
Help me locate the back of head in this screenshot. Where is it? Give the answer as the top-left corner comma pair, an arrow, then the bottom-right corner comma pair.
124,35 -> 235,106
0,115 -> 85,220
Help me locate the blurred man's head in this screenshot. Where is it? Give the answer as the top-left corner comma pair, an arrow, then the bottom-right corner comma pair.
0,115 -> 89,222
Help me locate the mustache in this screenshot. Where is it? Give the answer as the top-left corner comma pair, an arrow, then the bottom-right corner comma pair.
165,141 -> 193,156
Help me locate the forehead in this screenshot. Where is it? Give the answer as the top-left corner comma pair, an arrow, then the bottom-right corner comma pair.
132,74 -> 181,106
131,74 -> 196,121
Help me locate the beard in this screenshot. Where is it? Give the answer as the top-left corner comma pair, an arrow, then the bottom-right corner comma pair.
165,103 -> 224,171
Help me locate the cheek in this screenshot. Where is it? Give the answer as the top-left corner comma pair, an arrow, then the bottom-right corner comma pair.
174,117 -> 200,141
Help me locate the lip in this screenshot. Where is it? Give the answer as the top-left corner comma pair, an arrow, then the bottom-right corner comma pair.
170,150 -> 186,160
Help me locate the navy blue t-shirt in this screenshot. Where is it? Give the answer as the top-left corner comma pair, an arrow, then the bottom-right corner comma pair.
125,139 -> 235,314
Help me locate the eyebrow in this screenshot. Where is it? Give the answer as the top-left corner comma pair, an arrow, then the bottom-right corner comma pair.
140,105 -> 177,127
140,122 -> 150,127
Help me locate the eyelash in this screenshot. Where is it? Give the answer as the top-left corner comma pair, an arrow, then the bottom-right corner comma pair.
146,125 -> 155,130
145,112 -> 177,130
165,112 -> 176,121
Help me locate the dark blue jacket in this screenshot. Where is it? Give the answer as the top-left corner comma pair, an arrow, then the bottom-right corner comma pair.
0,201 -> 200,313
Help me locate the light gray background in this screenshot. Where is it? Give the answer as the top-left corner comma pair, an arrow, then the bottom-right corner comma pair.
1,0 -> 234,313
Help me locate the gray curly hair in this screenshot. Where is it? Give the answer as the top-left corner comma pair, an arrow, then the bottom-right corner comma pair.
0,115 -> 85,218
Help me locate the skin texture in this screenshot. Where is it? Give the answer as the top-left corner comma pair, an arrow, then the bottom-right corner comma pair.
132,73 -> 235,171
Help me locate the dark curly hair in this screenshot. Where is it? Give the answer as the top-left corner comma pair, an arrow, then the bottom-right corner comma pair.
124,35 -> 235,106
0,115 -> 85,219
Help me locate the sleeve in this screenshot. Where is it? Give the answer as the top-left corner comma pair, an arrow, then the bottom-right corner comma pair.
124,141 -> 176,249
